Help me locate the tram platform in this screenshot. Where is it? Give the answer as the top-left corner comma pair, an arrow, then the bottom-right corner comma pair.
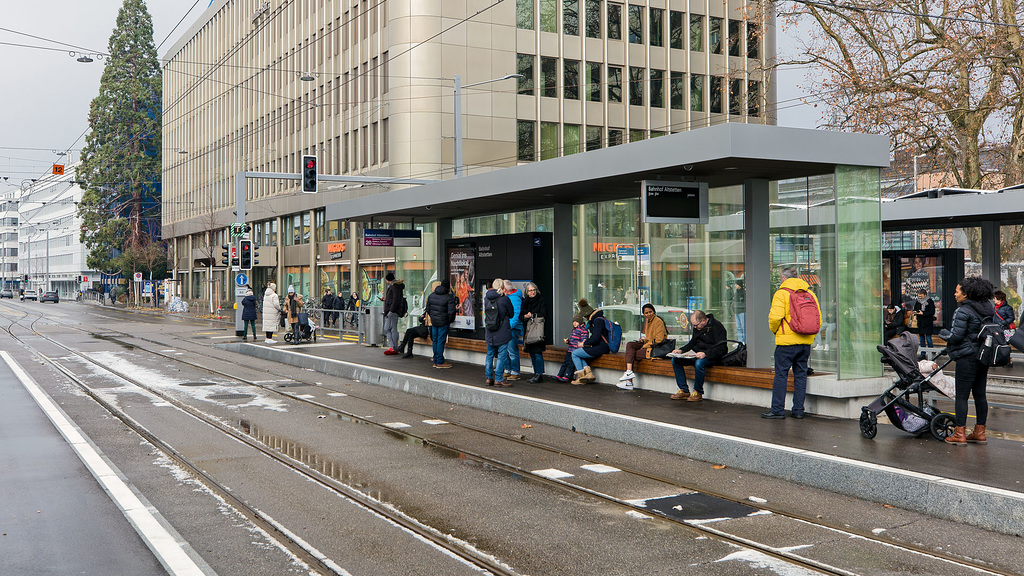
228,339 -> 1024,537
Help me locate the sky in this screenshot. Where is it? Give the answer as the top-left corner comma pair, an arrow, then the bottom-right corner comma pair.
0,1 -> 820,194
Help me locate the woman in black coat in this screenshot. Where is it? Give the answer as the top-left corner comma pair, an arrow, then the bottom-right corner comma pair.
520,282 -> 546,383
938,277 -> 995,446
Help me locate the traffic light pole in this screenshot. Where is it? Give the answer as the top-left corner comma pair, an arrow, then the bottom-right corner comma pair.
234,172 -> 247,337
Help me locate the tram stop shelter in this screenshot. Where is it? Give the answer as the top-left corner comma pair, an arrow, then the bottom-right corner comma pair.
327,123 -> 892,417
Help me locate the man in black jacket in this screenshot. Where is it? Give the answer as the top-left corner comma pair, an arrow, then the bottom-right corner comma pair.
382,272 -> 405,355
670,310 -> 727,402
424,279 -> 457,367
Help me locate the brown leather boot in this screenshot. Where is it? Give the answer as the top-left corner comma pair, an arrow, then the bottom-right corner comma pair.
945,426 -> 967,446
966,424 -> 987,444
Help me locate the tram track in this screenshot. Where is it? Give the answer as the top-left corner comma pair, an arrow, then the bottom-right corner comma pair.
5,305 -> 1015,576
3,303 -> 1019,575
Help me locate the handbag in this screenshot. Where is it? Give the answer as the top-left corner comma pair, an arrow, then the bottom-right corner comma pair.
279,310 -> 286,328
650,338 -> 677,358
905,312 -> 918,330
1009,328 -> 1024,354
524,316 -> 545,344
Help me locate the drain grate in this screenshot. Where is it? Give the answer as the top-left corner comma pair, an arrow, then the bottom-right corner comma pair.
208,393 -> 254,400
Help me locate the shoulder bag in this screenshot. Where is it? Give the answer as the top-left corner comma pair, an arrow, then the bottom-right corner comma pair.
524,316 -> 545,344
649,338 -> 677,358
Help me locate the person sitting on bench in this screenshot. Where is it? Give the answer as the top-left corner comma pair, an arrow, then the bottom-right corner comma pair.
669,310 -> 727,402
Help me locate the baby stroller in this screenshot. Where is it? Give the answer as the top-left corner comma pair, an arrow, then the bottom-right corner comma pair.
284,311 -> 318,344
859,333 -> 956,440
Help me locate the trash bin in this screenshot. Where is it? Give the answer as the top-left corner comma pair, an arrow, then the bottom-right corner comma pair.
359,305 -> 384,346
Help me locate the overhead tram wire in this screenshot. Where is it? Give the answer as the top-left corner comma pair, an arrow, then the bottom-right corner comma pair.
156,0 -> 204,51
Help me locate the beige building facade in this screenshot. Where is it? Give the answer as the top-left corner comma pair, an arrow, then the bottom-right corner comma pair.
162,0 -> 775,306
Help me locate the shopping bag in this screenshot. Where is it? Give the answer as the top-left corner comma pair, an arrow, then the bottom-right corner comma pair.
524,317 -> 545,344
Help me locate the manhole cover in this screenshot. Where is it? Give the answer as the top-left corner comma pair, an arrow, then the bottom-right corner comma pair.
181,382 -> 215,387
643,493 -> 757,522
208,393 -> 253,400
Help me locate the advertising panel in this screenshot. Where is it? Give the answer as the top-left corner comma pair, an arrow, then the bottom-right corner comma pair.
448,246 -> 476,329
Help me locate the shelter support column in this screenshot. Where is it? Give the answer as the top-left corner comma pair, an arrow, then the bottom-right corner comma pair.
981,221 -> 1000,288
435,218 -> 452,278
744,179 -> 772,368
553,203 -> 574,346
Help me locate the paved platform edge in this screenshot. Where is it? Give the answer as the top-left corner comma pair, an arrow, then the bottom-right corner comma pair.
227,343 -> 1024,537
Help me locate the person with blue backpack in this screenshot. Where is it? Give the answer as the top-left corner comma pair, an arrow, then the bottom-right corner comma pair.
570,299 -> 610,384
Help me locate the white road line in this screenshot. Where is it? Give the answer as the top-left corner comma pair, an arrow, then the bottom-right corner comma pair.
581,464 -> 621,473
2,351 -> 211,576
532,468 -> 574,479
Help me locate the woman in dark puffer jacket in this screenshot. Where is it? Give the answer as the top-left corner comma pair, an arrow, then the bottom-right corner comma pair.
938,276 -> 995,446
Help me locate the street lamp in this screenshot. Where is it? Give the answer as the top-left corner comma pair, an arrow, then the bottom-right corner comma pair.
453,73 -> 522,178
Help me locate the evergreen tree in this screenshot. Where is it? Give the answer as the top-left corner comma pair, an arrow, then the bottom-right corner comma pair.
78,0 -> 163,280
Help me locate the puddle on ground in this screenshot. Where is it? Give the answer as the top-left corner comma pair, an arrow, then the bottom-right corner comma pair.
91,333 -> 135,350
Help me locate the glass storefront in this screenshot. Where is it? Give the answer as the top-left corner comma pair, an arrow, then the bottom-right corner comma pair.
284,266 -> 311,299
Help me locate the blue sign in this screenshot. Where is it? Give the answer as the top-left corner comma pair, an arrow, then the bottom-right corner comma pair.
235,273 -> 248,287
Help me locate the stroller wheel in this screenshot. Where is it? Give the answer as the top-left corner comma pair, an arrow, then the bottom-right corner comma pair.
929,413 -> 956,441
284,332 -> 293,342
859,409 -> 877,439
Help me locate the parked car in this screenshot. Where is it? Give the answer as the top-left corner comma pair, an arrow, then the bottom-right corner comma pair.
40,291 -> 60,303
0,288 -> 12,299
22,289 -> 38,301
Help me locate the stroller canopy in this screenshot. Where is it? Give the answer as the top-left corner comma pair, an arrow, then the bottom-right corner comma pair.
879,332 -> 920,378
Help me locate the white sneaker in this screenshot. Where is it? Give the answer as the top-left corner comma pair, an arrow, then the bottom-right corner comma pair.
616,380 -> 634,390
813,344 -> 824,350
823,345 -> 829,351
618,370 -> 635,382
264,339 -> 277,344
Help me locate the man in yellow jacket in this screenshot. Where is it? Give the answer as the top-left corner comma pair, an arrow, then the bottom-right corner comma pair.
762,267 -> 821,419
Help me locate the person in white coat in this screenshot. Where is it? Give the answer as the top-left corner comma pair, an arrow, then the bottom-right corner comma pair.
262,283 -> 283,343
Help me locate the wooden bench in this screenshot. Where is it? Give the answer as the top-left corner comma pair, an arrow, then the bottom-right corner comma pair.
436,336 -> 795,391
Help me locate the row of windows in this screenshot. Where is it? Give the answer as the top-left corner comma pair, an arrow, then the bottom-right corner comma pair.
517,122 -> 669,161
516,0 -> 759,58
517,55 -> 761,114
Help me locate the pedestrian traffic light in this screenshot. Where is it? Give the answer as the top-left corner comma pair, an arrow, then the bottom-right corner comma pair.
252,243 -> 260,266
239,239 -> 253,270
221,244 -> 231,266
302,155 -> 318,193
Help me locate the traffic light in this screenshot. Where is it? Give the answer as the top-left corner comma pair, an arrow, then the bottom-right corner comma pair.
221,244 -> 231,266
239,239 -> 253,270
302,155 -> 318,193
252,243 -> 260,266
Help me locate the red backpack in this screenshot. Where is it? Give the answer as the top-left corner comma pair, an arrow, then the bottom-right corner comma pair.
782,287 -> 822,335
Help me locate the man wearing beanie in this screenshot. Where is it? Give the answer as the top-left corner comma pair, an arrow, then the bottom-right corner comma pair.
382,272 -> 405,354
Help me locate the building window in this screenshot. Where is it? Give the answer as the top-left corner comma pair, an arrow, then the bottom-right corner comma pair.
670,72 -> 685,110
564,0 -> 579,35
710,76 -> 723,113
382,118 -> 389,162
650,69 -> 664,108
690,14 -> 704,52
629,66 -> 644,106
585,61 -> 602,101
518,120 -> 536,161
541,57 -> 559,98
729,79 -> 743,115
371,121 -> 378,165
564,59 -> 580,100
608,66 -> 622,102
747,22 -> 760,59
540,0 -> 557,32
691,75 -> 704,111
709,17 -> 723,54
517,54 -> 535,95
669,11 -> 683,49
608,128 -> 623,146
628,5 -> 643,44
540,122 -> 559,160
585,0 -> 602,38
629,129 -> 646,142
517,0 -> 534,29
649,8 -> 663,47
748,80 -> 761,116
608,3 -> 621,40
586,125 -> 602,151
728,19 -> 742,57
564,124 -> 581,155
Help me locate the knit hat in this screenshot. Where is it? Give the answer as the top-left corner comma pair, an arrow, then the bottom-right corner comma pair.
245,289 -> 254,296
576,298 -> 595,319
288,285 -> 295,294
385,272 -> 396,282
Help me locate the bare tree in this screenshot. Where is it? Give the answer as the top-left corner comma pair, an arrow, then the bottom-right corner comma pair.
774,0 -> 1024,189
